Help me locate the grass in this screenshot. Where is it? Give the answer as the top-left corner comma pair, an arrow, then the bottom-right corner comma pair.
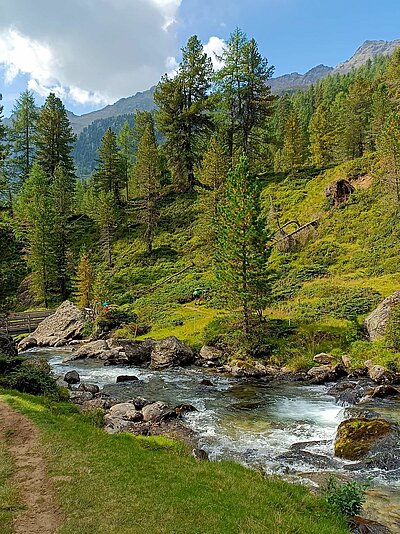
0,440 -> 20,534
1,390 -> 350,534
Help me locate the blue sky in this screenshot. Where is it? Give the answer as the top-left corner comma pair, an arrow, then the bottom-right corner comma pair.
1,0 -> 399,116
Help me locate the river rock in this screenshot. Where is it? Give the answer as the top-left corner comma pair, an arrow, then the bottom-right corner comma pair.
80,398 -> 112,411
327,379 -> 376,405
69,390 -> 94,404
18,301 -> 87,351
350,516 -> 390,534
200,379 -> 214,387
364,361 -> 394,384
370,384 -> 400,398
150,337 -> 194,370
313,353 -> 335,365
109,402 -> 143,421
199,345 -> 224,362
308,363 -> 347,384
175,404 -> 197,415
64,370 -> 80,385
0,333 -> 18,357
334,417 -> 393,460
116,375 -> 139,383
78,383 -> 100,394
142,401 -> 176,422
364,290 -> 400,341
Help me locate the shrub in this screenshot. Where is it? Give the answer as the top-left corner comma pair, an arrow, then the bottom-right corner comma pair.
385,304 -> 400,352
0,354 -> 26,374
0,359 -> 60,397
323,475 -> 370,518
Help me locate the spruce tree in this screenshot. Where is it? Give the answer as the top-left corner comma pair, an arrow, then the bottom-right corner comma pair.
386,48 -> 400,108
133,124 -> 162,253
215,156 -> 270,334
35,93 -> 75,179
377,112 -> 400,202
309,103 -> 336,168
278,109 -> 305,172
92,191 -> 117,267
155,35 -> 213,191
10,90 -> 38,184
117,121 -> 134,200
94,128 -> 124,207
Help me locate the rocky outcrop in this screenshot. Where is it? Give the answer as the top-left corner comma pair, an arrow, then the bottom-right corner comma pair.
0,333 -> 18,357
364,290 -> 400,341
334,418 -> 393,460
18,301 -> 87,351
150,337 -> 194,370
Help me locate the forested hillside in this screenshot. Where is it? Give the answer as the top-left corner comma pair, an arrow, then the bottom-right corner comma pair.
1,28 -> 400,370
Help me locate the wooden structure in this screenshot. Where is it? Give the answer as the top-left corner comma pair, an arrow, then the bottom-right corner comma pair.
0,310 -> 55,336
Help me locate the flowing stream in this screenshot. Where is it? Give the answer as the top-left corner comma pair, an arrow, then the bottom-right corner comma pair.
30,348 -> 400,531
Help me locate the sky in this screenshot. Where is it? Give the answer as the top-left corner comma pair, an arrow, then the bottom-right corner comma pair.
1,0 -> 400,117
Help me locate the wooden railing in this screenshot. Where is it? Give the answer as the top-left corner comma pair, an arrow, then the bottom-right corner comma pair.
0,310 -> 55,336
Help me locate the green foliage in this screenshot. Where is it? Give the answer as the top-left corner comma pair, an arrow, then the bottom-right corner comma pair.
0,359 -> 60,398
323,475 -> 369,518
385,304 -> 400,352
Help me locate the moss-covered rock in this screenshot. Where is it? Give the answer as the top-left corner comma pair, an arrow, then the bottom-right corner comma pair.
334,417 -> 392,460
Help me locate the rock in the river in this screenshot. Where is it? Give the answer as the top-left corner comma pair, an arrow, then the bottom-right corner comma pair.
175,404 -> 197,415
328,379 -> 376,405
64,370 -> 80,385
116,375 -> 139,383
200,379 -> 214,387
364,290 -> 400,341
370,384 -> 400,398
150,337 -> 194,370
364,360 -> 394,384
0,333 -> 18,357
65,338 -> 155,365
307,363 -> 347,384
199,345 -> 224,363
18,301 -> 87,351
77,383 -> 100,395
334,417 -> 393,460
142,401 -> 176,422
313,353 -> 335,365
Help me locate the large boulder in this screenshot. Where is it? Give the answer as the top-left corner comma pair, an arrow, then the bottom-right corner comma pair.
150,337 -> 194,370
64,370 -> 80,385
307,363 -> 347,384
364,360 -> 394,384
65,338 -> 155,365
142,401 -> 176,422
108,403 -> 143,421
108,338 -> 155,365
364,290 -> 400,341
199,345 -> 224,362
334,418 -> 393,460
18,301 -> 87,351
0,333 -> 17,357
313,353 -> 335,365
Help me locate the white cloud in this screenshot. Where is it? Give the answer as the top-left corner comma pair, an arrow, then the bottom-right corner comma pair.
0,0 -> 182,107
204,36 -> 226,70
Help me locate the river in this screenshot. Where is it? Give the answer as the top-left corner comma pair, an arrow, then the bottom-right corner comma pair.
29,348 -> 400,531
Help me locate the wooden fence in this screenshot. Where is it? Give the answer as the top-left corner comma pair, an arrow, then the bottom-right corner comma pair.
0,310 -> 55,336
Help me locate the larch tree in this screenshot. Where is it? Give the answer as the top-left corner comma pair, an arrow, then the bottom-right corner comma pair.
309,103 -> 337,168
10,90 -> 38,185
35,92 -> 76,179
215,156 -> 270,335
94,127 -> 124,207
386,47 -> 400,108
117,121 -> 135,200
277,109 -> 306,173
133,123 -> 162,254
92,191 -> 117,268
75,250 -> 94,308
154,35 -> 214,191
377,112 -> 400,203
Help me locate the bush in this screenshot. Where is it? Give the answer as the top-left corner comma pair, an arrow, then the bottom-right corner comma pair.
323,475 -> 369,517
0,359 -> 60,398
385,304 -> 400,352
0,354 -> 26,374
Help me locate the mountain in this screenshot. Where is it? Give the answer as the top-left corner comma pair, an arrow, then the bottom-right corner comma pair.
269,64 -> 334,93
335,39 -> 400,74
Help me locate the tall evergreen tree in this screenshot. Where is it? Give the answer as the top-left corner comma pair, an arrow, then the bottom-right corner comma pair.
155,35 -> 213,191
386,47 -> 400,108
215,156 -> 270,334
117,121 -> 135,200
215,28 -> 274,167
277,109 -> 305,172
309,103 -> 336,167
377,112 -> 400,202
35,93 -> 75,179
94,127 -> 124,207
15,163 -> 56,307
75,250 -> 94,308
93,191 -> 117,268
10,90 -> 38,184
133,124 -> 162,253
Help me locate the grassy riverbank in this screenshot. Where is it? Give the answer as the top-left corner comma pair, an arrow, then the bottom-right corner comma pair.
0,390 -> 351,534
0,444 -> 19,534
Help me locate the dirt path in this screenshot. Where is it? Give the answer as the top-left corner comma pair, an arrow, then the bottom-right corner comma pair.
0,399 -> 62,534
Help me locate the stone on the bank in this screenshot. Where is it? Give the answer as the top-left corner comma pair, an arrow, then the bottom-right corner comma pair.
313,353 -> 335,365
199,345 -> 223,362
0,333 -> 18,357
364,360 -> 394,383
109,402 -> 143,421
78,383 -> 100,394
334,417 -> 392,460
370,384 -> 400,398
150,337 -> 194,370
364,290 -> 400,341
307,365 -> 333,383
350,516 -> 390,534
64,370 -> 80,384
69,390 -> 93,404
81,398 -> 111,412
142,401 -> 173,422
18,301 -> 87,351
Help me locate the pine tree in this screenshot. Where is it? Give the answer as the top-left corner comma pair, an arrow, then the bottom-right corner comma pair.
51,164 -> 74,299
92,191 -> 117,267
35,93 -> 75,179
278,109 -> 305,172
215,156 -> 270,334
386,48 -> 400,108
155,35 -> 213,191
377,112 -> 400,202
94,128 -> 124,207
133,124 -> 162,253
15,162 -> 56,307
117,121 -> 134,200
215,28 -> 274,167
75,250 -> 94,308
341,77 -> 373,159
10,90 -> 38,184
